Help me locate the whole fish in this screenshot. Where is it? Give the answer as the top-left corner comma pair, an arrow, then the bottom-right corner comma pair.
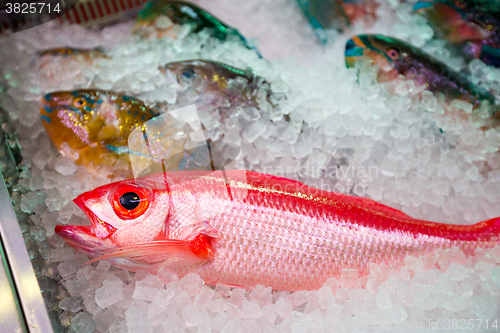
40,90 -> 159,178
37,47 -> 106,59
414,0 -> 500,66
132,0 -> 259,55
296,0 -> 379,42
160,59 -> 273,111
345,34 -> 500,119
55,170 -> 500,291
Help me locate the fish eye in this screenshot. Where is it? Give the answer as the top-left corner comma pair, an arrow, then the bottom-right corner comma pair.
387,49 -> 399,59
112,185 -> 149,220
74,98 -> 86,107
178,67 -> 195,81
120,192 -> 141,210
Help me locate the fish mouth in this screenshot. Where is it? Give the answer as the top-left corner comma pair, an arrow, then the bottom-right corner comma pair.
55,193 -> 117,256
55,225 -> 114,257
73,192 -> 117,239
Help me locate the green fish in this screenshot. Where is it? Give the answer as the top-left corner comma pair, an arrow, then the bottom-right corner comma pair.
345,34 -> 500,121
133,0 -> 260,56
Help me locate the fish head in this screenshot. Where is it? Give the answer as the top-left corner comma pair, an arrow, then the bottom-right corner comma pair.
56,175 -> 171,253
40,90 -> 99,155
345,34 -> 408,82
160,59 -> 216,94
55,171 -> 222,270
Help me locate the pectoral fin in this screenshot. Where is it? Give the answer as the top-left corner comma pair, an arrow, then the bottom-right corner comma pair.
87,234 -> 214,268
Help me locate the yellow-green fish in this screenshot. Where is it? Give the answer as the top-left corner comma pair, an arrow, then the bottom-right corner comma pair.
40,90 -> 159,178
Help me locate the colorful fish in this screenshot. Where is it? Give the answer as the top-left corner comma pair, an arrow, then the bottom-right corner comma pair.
160,59 -> 273,111
345,34 -> 500,120
37,47 -> 106,59
40,90 -> 159,178
296,0 -> 379,42
55,170 -> 500,291
132,0 -> 259,56
414,0 -> 500,66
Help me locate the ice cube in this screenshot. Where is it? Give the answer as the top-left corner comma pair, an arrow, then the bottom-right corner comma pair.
57,260 -> 79,278
179,273 -> 204,296
90,260 -> 111,287
446,263 -> 469,281
157,267 -> 179,284
133,276 -> 164,302
275,297 -> 293,318
317,286 -> 336,309
70,312 -> 96,333
48,248 -> 75,262
152,289 -> 175,310
250,284 -> 273,307
289,290 -> 308,307
220,318 -> 243,333
93,309 -> 119,332
95,277 -> 124,308
20,191 -> 47,213
59,296 -> 84,312
376,290 -> 392,310
126,306 -> 153,333
240,300 -> 262,318
242,120 -> 267,143
442,296 -> 466,312
194,286 -> 214,311
228,288 -> 246,307
54,156 -> 78,176
208,299 -> 227,313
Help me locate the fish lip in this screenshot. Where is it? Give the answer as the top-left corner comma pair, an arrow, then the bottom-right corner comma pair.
54,225 -> 113,254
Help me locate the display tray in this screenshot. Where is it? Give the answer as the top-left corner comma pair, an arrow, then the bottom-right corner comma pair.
1,1 -> 500,333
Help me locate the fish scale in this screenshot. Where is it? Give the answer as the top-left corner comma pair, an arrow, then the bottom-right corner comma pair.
56,170 -> 500,291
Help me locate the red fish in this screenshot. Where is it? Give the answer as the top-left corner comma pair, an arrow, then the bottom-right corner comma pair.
55,170 -> 500,291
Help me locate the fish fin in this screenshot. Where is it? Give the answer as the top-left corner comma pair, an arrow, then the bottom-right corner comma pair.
243,171 -> 414,221
348,196 -> 414,220
87,234 -> 214,267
